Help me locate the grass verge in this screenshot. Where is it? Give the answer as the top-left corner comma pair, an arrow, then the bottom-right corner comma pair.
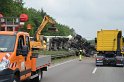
51,55 -> 78,65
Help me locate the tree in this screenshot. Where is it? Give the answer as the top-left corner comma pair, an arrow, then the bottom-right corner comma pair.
0,0 -> 76,37
0,0 -> 23,16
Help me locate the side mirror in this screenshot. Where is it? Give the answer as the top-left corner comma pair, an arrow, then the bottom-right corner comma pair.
95,38 -> 97,43
123,37 -> 124,42
22,45 -> 28,56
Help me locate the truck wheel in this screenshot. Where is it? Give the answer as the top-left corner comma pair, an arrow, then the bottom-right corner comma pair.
37,70 -> 43,81
96,64 -> 98,66
31,70 -> 43,82
12,75 -> 20,82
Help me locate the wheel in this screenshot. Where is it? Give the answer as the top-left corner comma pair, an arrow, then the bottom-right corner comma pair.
31,70 -> 43,82
12,75 -> 20,82
96,64 -> 98,66
37,70 -> 43,81
96,64 -> 100,66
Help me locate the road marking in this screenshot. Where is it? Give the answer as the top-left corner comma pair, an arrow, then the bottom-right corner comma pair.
48,59 -> 77,69
92,67 -> 97,74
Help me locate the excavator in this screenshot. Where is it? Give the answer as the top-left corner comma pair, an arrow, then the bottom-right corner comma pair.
29,15 -> 57,50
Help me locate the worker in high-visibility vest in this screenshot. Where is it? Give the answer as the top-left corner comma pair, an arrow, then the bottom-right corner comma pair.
79,49 -> 83,61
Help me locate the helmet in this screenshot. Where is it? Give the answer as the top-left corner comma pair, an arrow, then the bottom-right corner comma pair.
80,50 -> 82,52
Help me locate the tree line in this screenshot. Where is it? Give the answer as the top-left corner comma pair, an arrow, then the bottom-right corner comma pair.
0,0 -> 75,36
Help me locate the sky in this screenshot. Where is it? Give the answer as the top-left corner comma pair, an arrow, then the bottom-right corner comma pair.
24,0 -> 124,40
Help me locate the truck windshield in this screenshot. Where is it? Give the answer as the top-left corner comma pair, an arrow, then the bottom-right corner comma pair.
0,35 -> 16,52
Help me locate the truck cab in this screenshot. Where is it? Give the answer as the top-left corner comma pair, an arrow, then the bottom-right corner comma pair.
0,31 -> 51,82
0,31 -> 32,81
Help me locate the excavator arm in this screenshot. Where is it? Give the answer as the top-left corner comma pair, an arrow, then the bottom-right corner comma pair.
35,15 -> 55,42
30,15 -> 56,50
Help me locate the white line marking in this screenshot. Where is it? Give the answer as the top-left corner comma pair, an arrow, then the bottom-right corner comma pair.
48,59 -> 77,69
92,67 -> 97,74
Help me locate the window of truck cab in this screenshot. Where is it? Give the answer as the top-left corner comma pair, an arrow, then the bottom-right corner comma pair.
26,36 -> 30,51
0,35 -> 16,52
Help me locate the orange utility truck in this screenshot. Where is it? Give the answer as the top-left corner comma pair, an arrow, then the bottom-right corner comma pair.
0,15 -> 51,82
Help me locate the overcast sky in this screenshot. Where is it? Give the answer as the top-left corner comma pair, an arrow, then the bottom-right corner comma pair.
24,0 -> 124,40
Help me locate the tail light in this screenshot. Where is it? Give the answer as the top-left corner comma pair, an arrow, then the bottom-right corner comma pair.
96,58 -> 103,60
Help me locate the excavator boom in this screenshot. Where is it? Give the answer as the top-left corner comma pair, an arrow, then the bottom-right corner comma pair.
36,15 -> 55,42
30,15 -> 57,50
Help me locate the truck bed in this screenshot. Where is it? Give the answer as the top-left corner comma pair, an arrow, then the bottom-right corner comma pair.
97,30 -> 122,51
36,55 -> 51,69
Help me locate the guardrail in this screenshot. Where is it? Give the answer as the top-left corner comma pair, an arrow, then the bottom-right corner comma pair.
51,51 -> 76,60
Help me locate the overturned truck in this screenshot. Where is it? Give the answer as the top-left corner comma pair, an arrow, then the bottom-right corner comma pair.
70,35 -> 96,57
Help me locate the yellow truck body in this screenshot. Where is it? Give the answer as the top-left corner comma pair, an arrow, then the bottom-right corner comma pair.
97,30 -> 123,52
96,29 -> 124,66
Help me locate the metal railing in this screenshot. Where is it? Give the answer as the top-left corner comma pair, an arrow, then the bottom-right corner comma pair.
51,51 -> 76,60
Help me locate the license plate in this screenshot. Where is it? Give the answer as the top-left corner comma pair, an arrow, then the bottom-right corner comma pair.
96,61 -> 103,63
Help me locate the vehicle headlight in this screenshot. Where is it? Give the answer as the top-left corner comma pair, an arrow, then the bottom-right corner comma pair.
0,59 -> 10,71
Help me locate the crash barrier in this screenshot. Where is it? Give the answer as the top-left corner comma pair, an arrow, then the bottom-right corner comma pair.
51,51 -> 76,60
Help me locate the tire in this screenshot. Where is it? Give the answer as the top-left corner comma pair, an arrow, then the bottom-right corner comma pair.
12,75 -> 20,82
31,70 -> 43,82
96,64 -> 100,66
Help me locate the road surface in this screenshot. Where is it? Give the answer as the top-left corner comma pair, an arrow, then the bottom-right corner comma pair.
42,57 -> 124,82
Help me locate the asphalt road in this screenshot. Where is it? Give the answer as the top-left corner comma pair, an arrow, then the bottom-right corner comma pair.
41,57 -> 124,82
